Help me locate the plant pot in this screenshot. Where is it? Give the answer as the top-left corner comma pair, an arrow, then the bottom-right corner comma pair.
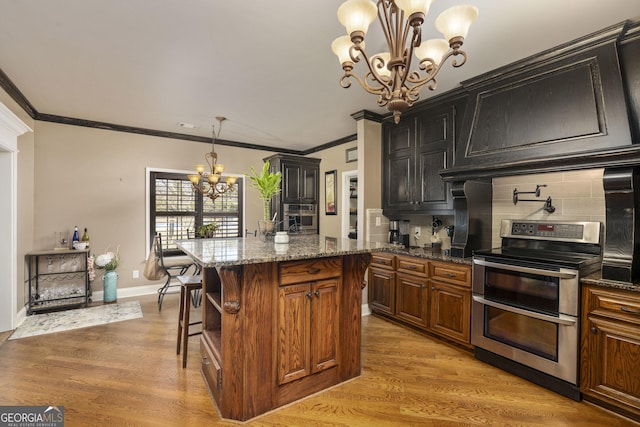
258,220 -> 275,240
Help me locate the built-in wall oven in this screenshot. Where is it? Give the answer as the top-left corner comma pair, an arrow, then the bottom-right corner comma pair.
283,203 -> 318,234
472,220 -> 602,400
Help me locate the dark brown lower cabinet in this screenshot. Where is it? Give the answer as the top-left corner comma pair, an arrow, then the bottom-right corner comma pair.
368,253 -> 472,348
581,285 -> 640,422
277,278 -> 339,385
200,254 -> 370,422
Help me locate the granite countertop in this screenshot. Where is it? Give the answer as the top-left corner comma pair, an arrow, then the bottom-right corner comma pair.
382,246 -> 473,265
581,271 -> 640,293
176,235 -> 388,267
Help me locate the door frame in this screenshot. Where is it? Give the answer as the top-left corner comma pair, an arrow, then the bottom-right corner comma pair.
341,170 -> 357,240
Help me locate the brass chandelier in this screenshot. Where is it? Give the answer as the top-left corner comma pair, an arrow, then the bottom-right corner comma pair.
331,0 -> 478,124
187,116 -> 237,201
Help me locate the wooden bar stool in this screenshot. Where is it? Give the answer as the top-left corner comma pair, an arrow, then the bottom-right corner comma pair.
176,274 -> 202,368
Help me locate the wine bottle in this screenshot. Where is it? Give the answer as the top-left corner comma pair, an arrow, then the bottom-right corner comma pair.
72,226 -> 80,247
81,227 -> 90,249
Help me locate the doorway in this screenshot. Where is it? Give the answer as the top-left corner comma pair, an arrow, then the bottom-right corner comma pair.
341,170 -> 358,240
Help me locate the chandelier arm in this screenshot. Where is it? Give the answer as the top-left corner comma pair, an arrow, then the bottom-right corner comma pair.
449,50 -> 468,68
398,25 -> 421,92
357,47 -> 393,94
378,0 -> 394,52
349,70 -> 387,96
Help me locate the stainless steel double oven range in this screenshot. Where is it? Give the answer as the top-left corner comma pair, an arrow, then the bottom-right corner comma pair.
472,220 -> 603,400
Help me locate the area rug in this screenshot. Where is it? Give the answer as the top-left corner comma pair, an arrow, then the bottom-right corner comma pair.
9,300 -> 143,340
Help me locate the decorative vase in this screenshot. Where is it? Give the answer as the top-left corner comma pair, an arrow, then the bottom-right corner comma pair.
102,270 -> 118,304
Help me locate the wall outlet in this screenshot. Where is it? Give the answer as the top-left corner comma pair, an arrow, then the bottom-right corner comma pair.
132,270 -> 139,279
414,226 -> 421,239
376,217 -> 381,226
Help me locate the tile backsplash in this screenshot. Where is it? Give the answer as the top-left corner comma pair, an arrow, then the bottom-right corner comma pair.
492,168 -> 605,247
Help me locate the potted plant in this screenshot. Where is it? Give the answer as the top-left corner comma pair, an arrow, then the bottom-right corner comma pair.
247,161 -> 282,234
197,222 -> 219,238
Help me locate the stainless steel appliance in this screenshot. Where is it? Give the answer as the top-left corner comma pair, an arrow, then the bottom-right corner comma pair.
283,203 -> 318,234
389,220 -> 400,243
472,219 -> 602,401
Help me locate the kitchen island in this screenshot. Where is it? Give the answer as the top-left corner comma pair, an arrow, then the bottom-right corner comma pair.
176,235 -> 383,422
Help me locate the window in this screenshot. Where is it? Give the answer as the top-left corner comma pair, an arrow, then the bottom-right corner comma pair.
150,171 -> 243,254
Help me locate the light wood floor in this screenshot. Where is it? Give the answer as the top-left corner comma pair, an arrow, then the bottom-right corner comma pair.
0,294 -> 637,426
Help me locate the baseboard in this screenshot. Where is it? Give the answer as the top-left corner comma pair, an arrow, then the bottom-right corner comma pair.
92,283 -> 160,302
361,303 -> 371,316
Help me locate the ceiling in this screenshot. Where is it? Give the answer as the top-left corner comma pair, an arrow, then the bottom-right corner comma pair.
0,1 -> 638,152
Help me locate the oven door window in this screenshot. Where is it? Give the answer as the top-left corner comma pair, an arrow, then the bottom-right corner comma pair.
485,267 -> 559,314
299,215 -> 314,227
485,306 -> 559,361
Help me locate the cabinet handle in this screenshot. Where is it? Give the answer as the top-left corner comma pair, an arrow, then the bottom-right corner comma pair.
306,292 -> 313,298
314,290 -> 320,297
442,272 -> 456,277
591,327 -> 597,334
406,265 -> 417,270
620,306 -> 640,315
308,268 -> 321,275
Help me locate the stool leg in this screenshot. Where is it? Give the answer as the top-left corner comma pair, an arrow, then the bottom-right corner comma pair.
182,287 -> 191,368
177,285 -> 186,355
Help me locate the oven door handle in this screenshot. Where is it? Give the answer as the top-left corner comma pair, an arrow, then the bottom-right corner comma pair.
473,259 -> 577,279
472,295 -> 577,326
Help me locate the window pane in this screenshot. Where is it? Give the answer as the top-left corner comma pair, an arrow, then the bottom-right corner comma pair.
151,172 -> 243,251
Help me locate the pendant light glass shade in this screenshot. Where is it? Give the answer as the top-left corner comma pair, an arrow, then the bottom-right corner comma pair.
435,5 -> 479,42
414,38 -> 449,65
337,0 -> 377,37
394,0 -> 433,18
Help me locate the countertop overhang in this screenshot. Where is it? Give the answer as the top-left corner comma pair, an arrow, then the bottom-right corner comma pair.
176,235 -> 388,267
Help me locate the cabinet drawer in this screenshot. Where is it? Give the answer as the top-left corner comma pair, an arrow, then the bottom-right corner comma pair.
201,338 -> 221,391
280,257 -> 342,285
370,253 -> 395,270
396,256 -> 428,277
430,262 -> 471,287
586,286 -> 640,325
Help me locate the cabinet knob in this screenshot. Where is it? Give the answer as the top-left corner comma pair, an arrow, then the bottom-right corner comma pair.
431,286 -> 435,290
590,327 -> 597,334
306,292 -> 313,298
314,290 -> 320,297
201,357 -> 210,366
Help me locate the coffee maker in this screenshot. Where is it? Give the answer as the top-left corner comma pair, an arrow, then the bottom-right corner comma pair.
389,220 -> 410,246
389,220 -> 400,244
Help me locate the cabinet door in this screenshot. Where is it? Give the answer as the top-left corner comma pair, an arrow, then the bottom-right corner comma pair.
429,280 -> 471,346
582,316 -> 640,416
282,163 -> 302,203
368,267 -> 396,315
383,119 -> 416,211
416,108 -> 454,212
277,283 -> 311,385
301,165 -> 318,203
310,279 -> 339,373
395,272 -> 429,328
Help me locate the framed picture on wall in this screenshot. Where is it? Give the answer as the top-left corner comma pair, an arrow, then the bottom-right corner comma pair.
325,170 -> 337,215
345,147 -> 357,163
